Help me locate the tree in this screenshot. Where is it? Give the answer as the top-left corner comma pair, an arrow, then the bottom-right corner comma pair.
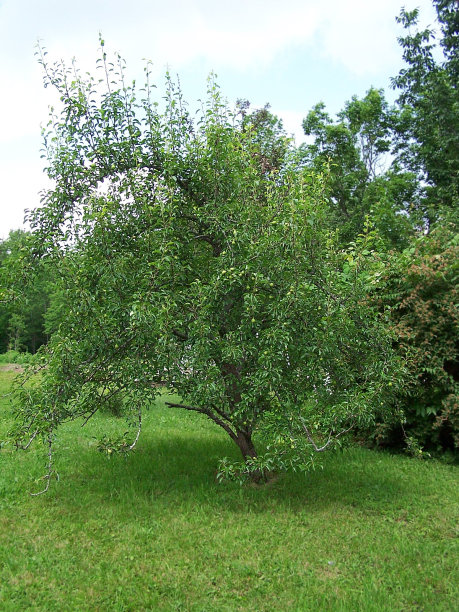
300,89 -> 418,247
0,230 -> 51,353
9,45 -> 402,491
391,0 -> 459,218
300,2 -> 458,240
237,99 -> 292,175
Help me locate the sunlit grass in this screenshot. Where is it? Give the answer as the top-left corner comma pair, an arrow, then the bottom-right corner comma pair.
0,367 -> 457,611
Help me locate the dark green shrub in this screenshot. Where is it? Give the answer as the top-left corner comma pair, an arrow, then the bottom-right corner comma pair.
373,222 -> 458,452
0,351 -> 34,365
98,389 -> 125,418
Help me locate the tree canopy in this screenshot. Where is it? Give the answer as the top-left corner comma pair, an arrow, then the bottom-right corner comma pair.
8,46 -> 402,490
300,88 -> 418,248
0,230 -> 50,354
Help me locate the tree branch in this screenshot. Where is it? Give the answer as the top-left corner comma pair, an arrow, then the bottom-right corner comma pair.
16,429 -> 39,450
129,409 -> 142,450
172,328 -> 188,341
165,401 -> 237,441
299,417 -> 354,452
31,434 -> 58,496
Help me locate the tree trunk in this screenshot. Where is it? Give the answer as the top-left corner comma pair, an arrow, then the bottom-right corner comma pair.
234,429 -> 266,483
235,429 -> 257,461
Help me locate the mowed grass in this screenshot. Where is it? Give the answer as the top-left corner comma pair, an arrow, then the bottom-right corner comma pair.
0,368 -> 457,611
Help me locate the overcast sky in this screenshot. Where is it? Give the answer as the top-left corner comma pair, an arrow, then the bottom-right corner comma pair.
0,0 -> 438,239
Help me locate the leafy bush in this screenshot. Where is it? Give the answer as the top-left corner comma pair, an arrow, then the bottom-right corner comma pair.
372,221 -> 458,452
0,350 -> 35,365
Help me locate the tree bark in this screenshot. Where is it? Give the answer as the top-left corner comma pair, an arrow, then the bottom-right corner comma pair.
234,429 -> 267,483
234,429 -> 257,461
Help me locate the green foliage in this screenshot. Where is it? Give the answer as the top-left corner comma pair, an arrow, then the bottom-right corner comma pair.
301,1 -> 458,240
300,89 -> 418,246
372,220 -> 458,451
9,44 -> 402,487
237,99 -> 293,174
392,1 -> 459,215
0,350 -> 34,365
95,431 -> 132,453
0,230 -> 51,353
298,1 -> 458,456
97,389 -> 125,418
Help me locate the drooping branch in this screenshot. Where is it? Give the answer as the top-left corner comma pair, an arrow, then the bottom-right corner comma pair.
299,417 -> 354,452
16,428 -> 39,450
165,401 -> 238,442
129,409 -> 142,451
30,434 -> 58,497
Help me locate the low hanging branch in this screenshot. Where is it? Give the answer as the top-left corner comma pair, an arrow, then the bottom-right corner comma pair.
31,434 -> 58,497
165,401 -> 238,443
129,409 -> 142,451
299,417 -> 355,452
16,428 -> 40,451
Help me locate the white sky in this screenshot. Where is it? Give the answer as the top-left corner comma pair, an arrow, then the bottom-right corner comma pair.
0,0 -> 438,239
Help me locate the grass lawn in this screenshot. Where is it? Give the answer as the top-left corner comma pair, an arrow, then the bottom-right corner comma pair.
0,366 -> 457,611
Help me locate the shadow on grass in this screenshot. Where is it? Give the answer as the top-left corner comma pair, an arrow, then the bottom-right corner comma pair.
2,390 -> 414,518
45,428 -> 409,518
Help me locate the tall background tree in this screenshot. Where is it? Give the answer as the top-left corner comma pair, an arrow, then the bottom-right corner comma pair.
300,88 -> 418,248
298,0 -> 458,453
0,230 -> 51,354
391,0 -> 458,219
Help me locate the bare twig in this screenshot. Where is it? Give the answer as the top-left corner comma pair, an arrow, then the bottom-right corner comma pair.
299,417 -> 354,452
31,435 -> 58,496
80,405 -> 101,428
17,429 -> 39,450
129,409 -> 142,450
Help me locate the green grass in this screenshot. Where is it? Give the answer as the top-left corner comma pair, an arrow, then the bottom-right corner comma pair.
0,367 -> 458,611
